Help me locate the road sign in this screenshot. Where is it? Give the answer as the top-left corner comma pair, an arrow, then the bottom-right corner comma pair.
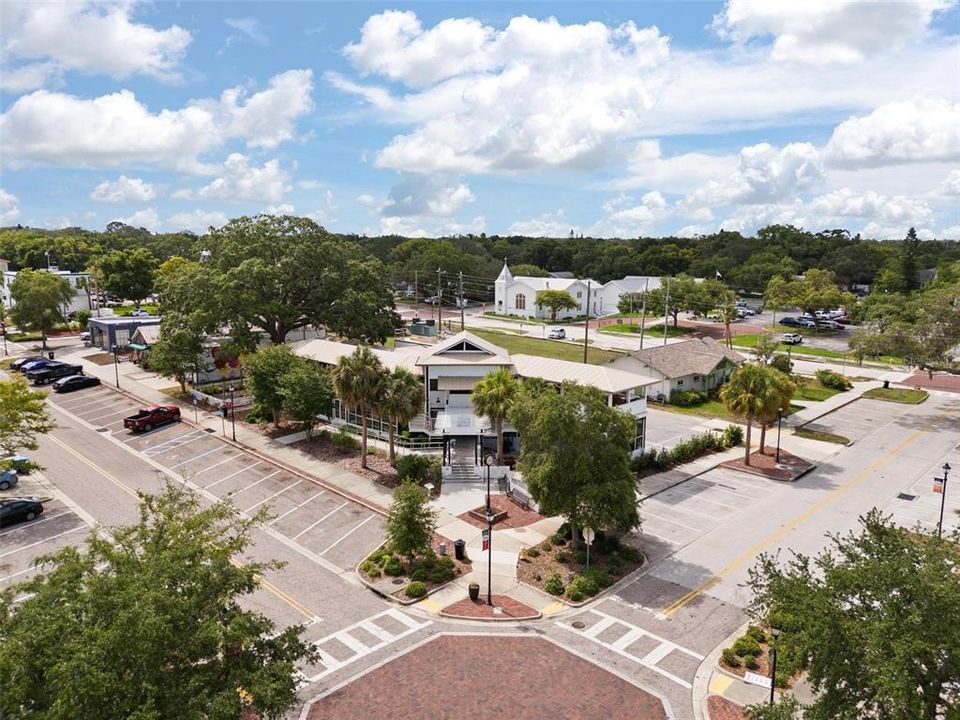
582,527 -> 595,545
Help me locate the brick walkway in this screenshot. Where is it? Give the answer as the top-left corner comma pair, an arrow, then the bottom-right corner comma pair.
457,494 -> 544,530
905,371 -> 960,393
707,695 -> 746,720
307,635 -> 669,720
440,595 -> 539,620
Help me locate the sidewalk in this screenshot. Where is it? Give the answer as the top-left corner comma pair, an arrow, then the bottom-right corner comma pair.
784,379 -> 880,428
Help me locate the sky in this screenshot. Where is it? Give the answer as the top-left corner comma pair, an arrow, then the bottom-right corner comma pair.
1,0 -> 958,240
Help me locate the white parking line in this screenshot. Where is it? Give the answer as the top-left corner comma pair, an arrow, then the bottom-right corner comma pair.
0,565 -> 42,583
293,501 -> 348,540
204,461 -> 262,489
167,446 -> 224,469
319,515 -> 376,556
58,396 -> 115,411
641,509 -> 704,533
0,510 -> 74,537
145,432 -> 209,456
192,455 -> 236,476
268,490 -> 325,525
142,429 -> 205,454
0,526 -> 86,559
123,424 -> 185,442
655,486 -> 740,511
243,479 -> 303,513
226,469 -> 281,497
84,408 -> 133,423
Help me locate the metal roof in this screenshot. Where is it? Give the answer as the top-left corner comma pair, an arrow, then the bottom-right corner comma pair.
295,339 -> 419,373
510,354 -> 659,394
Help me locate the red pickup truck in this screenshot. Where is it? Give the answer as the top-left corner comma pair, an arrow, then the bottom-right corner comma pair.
123,406 -> 181,432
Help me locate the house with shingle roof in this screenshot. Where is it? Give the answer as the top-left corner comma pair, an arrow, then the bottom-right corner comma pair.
612,337 -> 745,401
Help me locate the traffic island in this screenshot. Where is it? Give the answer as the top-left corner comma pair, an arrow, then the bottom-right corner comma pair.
439,594 -> 540,620
719,448 -> 814,482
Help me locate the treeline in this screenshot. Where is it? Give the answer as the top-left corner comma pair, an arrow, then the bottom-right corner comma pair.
3,221 -> 959,293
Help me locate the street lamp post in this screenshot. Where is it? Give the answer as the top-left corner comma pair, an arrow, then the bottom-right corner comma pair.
768,627 -> 780,704
484,454 -> 495,606
775,407 -> 785,463
229,384 -> 237,442
110,344 -> 120,388
936,462 -> 951,539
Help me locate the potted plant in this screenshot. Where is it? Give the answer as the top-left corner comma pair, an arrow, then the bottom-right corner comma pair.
468,582 -> 480,602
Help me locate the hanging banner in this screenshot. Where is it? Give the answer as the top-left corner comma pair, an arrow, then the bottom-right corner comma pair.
933,479 -> 944,494
482,529 -> 490,551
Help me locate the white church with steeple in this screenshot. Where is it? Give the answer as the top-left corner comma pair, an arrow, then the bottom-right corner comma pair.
493,261 -> 663,320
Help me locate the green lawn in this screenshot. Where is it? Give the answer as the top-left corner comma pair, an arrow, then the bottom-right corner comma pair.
599,323 -> 693,338
793,378 -> 844,402
471,329 -> 625,365
732,334 -> 903,365
656,399 -> 803,423
793,427 -> 850,444
862,387 -> 929,404
113,304 -> 159,317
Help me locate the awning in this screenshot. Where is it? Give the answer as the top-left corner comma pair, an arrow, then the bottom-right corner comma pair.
128,343 -> 148,351
436,376 -> 483,391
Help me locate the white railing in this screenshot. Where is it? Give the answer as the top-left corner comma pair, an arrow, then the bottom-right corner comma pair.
616,397 -> 647,417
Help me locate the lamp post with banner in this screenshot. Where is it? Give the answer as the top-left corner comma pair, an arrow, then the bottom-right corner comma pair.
935,462 -> 951,538
483,454 -> 495,605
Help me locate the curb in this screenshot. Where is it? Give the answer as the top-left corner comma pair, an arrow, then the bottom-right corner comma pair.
692,620 -> 752,720
438,606 -> 542,621
514,549 -> 649,610
354,545 -> 464,607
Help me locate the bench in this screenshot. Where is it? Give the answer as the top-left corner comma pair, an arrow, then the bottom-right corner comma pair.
507,486 -> 531,510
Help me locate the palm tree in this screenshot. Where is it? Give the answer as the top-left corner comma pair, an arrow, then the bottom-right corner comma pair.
378,367 -> 424,466
332,346 -> 385,469
720,363 -> 778,466
718,301 -> 737,349
756,369 -> 795,455
470,368 -> 520,466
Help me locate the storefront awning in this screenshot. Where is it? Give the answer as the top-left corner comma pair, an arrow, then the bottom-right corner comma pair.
436,376 -> 483,391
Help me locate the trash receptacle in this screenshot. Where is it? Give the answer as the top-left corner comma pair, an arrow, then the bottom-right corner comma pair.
438,542 -> 447,556
883,379 -> 890,389
454,539 -> 465,561
47,351 -> 55,360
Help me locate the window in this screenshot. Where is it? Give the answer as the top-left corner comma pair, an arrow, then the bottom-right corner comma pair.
429,379 -> 439,391
633,417 -> 646,451
677,379 -> 684,386
576,291 -> 582,299
515,293 -> 526,310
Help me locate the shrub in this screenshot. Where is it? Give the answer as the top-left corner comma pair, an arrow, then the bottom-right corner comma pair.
746,625 -> 767,643
525,547 -> 540,558
582,567 -> 612,588
410,568 -> 429,582
405,581 -> 428,598
770,353 -> 793,376
630,448 -> 663,472
533,572 -> 542,582
383,557 -> 404,576
359,559 -> 381,577
815,368 -> 852,390
605,555 -> 626,575
75,309 -> 92,329
429,565 -> 456,583
721,648 -> 741,668
732,636 -> 762,657
369,549 -> 391,566
331,428 -> 360,451
544,573 -> 564,595
396,453 -> 442,485
574,549 -> 588,565
437,555 -> 455,570
617,546 -> 643,564
722,424 -> 744,447
743,654 -> 760,670
542,541 -> 552,551
556,551 -> 572,564
565,575 -> 599,601
551,533 -> 567,546
671,389 -> 707,407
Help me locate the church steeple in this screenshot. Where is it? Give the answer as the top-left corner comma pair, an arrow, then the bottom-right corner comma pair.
496,259 -> 513,284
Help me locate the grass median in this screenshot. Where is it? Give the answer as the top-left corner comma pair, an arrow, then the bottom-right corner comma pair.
862,387 -> 929,404
471,329 -> 625,364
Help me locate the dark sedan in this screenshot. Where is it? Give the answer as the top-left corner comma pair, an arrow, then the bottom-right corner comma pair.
778,317 -> 802,327
0,497 -> 44,527
52,374 -> 101,393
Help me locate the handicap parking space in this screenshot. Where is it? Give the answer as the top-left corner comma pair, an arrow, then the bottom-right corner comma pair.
638,468 -> 776,548
645,408 -> 712,451
0,497 -> 89,590
48,385 -> 386,572
801,398 -> 908,443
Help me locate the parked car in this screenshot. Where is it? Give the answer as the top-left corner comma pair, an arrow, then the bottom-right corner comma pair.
10,356 -> 44,371
53,375 -> 102,393
819,320 -> 841,330
123,406 -> 181,432
797,318 -> 816,328
0,470 -> 18,491
834,316 -> 852,325
781,333 -> 803,345
80,331 -> 91,342
129,308 -> 149,317
19,358 -> 57,373
26,362 -> 84,385
778,317 -> 802,327
0,497 -> 43,527
2,455 -> 31,474
547,328 -> 566,340
423,296 -> 439,305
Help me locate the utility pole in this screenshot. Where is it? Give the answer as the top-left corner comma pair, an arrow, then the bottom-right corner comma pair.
582,281 -> 591,363
436,268 -> 442,329
663,276 -> 671,346
639,278 -> 649,350
459,271 -> 465,331
414,270 -> 419,317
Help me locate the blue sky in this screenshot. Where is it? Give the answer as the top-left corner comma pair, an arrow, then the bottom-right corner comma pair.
1,1 -> 958,239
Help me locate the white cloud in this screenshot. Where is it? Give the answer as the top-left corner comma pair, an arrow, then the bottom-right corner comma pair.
356,193 -> 376,206
589,191 -> 672,237
224,18 -> 269,47
0,61 -> 60,93
378,215 -> 485,238
336,12 -> 669,174
943,170 -> 960,196
118,207 -> 160,230
180,154 -> 291,204
712,0 -> 952,64
165,209 -> 228,233
938,224 -> 960,239
809,188 -> 935,227
265,204 -> 295,215
861,222 -> 935,240
90,175 -> 156,203
0,189 -> 21,224
298,180 -> 323,190
684,142 -> 823,207
0,69 -> 314,171
506,210 -> 573,237
825,98 -> 960,167
616,139 -> 738,193
381,175 -> 475,217
1,1 -> 191,91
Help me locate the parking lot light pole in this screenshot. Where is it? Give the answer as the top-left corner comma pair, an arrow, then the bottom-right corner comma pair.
484,454 -> 495,606
110,344 -> 120,388
229,384 -> 237,442
768,627 -> 780,704
937,462 -> 951,539
776,407 -> 785,463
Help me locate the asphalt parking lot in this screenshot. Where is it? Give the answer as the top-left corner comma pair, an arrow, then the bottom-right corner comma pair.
48,385 -> 386,572
645,408 -> 712,450
801,397 -> 910,443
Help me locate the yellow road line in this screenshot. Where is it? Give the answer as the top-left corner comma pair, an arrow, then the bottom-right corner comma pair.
662,408 -> 951,616
48,434 -> 319,622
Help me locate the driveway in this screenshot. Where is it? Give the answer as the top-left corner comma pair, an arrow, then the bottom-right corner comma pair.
645,408 -> 713,451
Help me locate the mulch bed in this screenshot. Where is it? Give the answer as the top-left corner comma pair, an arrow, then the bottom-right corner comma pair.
307,635 -> 669,720
440,595 -> 539,620
516,535 -> 644,600
289,433 -> 400,487
719,448 -> 814,482
707,695 -> 746,720
457,494 -> 544,530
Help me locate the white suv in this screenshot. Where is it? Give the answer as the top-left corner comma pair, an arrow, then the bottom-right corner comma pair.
547,328 -> 566,340
781,333 -> 803,345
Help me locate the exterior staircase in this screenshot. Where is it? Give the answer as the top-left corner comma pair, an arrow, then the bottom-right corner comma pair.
445,461 -> 479,484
